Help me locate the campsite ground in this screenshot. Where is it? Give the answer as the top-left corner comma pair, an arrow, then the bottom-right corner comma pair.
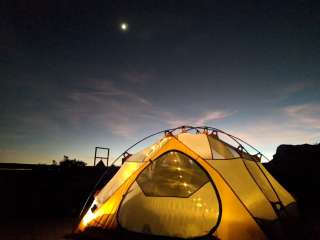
0,217 -> 76,240
2,212 -> 320,240
0,165 -> 117,240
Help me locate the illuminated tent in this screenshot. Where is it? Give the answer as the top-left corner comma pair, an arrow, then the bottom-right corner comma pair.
77,126 -> 298,240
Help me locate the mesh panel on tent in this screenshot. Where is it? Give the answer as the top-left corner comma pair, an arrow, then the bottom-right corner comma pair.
243,160 -> 279,203
258,163 -> 295,207
207,136 -> 240,159
136,151 -> 209,197
208,159 -> 277,221
177,133 -> 212,159
96,162 -> 142,206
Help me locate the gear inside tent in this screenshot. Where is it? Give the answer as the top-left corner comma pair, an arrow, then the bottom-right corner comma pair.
76,126 -> 298,240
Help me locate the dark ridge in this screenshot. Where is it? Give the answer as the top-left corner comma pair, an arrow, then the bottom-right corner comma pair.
0,163 -> 119,219
264,143 -> 320,239
265,143 -> 320,200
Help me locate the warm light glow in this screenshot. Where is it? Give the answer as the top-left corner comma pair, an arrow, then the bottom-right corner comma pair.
82,208 -> 95,226
146,137 -> 170,158
196,203 -> 203,208
177,167 -> 181,171
81,194 -> 119,229
82,200 -> 98,226
122,162 -> 140,180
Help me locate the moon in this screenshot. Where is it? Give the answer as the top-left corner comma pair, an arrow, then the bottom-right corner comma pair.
120,22 -> 128,32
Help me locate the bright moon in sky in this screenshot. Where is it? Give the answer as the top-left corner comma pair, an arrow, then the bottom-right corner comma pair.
120,22 -> 128,31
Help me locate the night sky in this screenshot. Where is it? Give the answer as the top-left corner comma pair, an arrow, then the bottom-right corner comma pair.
1,1 -> 320,164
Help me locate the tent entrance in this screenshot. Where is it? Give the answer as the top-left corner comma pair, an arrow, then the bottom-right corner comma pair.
117,151 -> 221,238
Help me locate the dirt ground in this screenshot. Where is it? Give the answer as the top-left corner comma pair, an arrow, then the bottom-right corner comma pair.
0,218 -> 77,240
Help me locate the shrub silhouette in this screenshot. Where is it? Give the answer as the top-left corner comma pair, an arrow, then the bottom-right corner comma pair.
59,155 -> 87,168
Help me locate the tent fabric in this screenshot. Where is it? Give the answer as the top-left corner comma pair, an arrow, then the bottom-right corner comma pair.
79,159 -> 151,231
243,160 -> 280,203
258,163 -> 295,207
208,159 -> 277,221
118,181 -> 219,238
96,162 -> 142,206
178,133 -> 242,160
207,135 -> 240,159
126,137 -> 170,162
125,148 -> 149,162
177,133 -> 212,159
78,131 -> 297,240
94,137 -> 174,205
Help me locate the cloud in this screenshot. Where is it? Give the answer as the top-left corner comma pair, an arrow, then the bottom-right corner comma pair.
1,74 -> 234,162
60,79 -> 153,137
229,120 -> 319,160
194,111 -> 233,125
1,77 -> 153,140
0,148 -> 18,162
283,82 -> 308,95
69,79 -> 151,104
283,103 -> 320,129
47,78 -> 234,138
164,110 -> 233,127
0,148 -> 17,155
270,81 -> 309,102
227,104 -> 320,160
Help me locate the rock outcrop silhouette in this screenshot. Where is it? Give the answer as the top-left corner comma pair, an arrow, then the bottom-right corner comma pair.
265,143 -> 320,239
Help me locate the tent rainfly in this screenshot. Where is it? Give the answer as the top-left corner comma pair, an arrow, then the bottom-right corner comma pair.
76,126 -> 298,240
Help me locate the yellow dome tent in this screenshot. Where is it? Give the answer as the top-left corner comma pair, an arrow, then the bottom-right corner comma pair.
76,126 -> 298,240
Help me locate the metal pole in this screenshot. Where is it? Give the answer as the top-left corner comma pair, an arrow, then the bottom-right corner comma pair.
94,147 -> 98,166
107,148 -> 109,167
